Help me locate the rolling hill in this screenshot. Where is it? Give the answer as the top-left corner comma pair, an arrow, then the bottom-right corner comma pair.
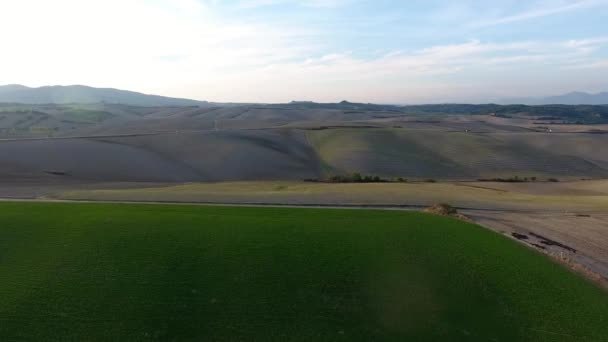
0,85 -> 208,106
1,99 -> 608,183
307,128 -> 608,180
503,91 -> 608,105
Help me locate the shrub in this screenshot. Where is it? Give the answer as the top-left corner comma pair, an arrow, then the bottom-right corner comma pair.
325,174 -> 390,183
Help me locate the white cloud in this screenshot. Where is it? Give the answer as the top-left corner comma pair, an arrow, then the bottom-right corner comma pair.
179,38 -> 608,103
470,0 -> 608,28
0,0 -> 319,92
227,0 -> 355,10
0,0 -> 606,103
565,60 -> 608,69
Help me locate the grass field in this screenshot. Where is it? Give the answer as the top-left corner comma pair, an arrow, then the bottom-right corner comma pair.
1,202 -> 607,341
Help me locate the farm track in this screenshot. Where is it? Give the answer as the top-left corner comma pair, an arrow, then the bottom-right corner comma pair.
0,196 -> 579,212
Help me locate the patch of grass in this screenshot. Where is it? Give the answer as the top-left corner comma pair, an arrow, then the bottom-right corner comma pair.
323,173 -> 389,183
0,202 -> 607,340
478,176 -> 531,182
306,174 -> 410,183
63,109 -> 113,122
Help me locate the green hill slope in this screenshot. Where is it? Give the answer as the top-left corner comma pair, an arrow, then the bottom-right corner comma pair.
0,85 -> 207,106
308,128 -> 608,179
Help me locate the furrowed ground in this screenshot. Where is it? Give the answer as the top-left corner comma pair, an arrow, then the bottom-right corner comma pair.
0,203 -> 607,341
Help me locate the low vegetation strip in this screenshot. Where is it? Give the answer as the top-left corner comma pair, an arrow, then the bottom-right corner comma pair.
0,203 -> 607,340
304,173 -> 406,183
58,181 -> 608,212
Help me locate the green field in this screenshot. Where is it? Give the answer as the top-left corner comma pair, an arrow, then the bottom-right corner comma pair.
1,203 -> 607,341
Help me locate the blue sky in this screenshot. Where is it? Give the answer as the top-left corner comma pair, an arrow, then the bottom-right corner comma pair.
1,0 -> 607,103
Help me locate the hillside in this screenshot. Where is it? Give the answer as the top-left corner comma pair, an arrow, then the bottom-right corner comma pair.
0,101 -> 608,183
307,128 -> 608,179
0,85 -> 208,107
503,91 -> 608,105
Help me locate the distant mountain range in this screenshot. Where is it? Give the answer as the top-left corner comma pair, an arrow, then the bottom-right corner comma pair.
502,91 -> 608,105
0,85 -> 207,107
2,84 -> 607,107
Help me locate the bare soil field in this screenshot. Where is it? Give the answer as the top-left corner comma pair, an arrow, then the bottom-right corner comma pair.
5,126 -> 607,183
97,130 -> 322,182
468,179 -> 608,196
0,138 -> 201,182
0,130 -> 322,182
52,181 -> 607,211
467,211 -> 608,287
2,103 -> 608,182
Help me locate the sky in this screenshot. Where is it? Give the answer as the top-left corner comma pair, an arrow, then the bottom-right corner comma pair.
0,0 -> 607,103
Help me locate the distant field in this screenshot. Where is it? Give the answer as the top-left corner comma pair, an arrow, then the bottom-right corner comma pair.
2,103 -> 608,182
0,130 -> 322,182
58,181 -> 608,212
62,109 -> 113,123
307,128 -> 608,179
1,203 -> 607,340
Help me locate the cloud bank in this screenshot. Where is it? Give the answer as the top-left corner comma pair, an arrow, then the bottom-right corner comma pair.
0,0 -> 607,103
